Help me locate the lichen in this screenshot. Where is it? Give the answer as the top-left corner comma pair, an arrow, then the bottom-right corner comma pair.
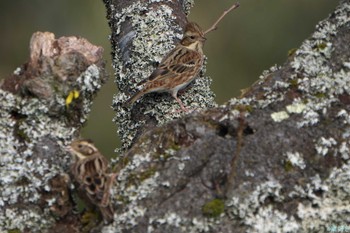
245,205 -> 300,233
285,151 -> 306,170
222,3 -> 350,231
271,111 -> 289,122
102,1 -> 350,232
110,1 -> 215,151
0,62 -> 105,231
111,152 -> 158,229
182,0 -> 195,15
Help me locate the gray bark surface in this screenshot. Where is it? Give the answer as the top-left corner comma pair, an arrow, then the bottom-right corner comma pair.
105,0 -> 350,232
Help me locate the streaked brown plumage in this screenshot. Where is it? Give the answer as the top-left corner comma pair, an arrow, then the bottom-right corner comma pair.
67,139 -> 115,223
125,22 -> 206,111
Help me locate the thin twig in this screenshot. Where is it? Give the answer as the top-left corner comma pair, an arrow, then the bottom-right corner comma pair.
204,2 -> 240,35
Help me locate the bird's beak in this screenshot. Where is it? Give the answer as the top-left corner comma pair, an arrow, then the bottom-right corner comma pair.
65,145 -> 73,154
200,37 -> 207,42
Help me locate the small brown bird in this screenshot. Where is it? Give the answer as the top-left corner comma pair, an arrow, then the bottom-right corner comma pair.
125,22 -> 206,112
67,139 -> 115,223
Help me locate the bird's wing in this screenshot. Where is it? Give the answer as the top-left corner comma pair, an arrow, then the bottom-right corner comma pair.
75,155 -> 110,205
138,47 -> 201,85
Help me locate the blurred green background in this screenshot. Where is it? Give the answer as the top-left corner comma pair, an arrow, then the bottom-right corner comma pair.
0,1 -> 337,158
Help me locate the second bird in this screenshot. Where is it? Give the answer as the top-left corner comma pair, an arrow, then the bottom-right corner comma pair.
125,22 -> 206,112
67,139 -> 115,223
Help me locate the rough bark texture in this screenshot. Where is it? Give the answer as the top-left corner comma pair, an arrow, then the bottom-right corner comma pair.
1,0 -> 350,232
104,0 -> 216,151
104,0 -> 350,233
0,32 -> 107,232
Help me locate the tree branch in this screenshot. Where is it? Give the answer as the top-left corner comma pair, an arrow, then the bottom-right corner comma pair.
204,2 -> 240,35
103,0 -> 216,151
105,0 -> 350,232
0,32 -> 107,232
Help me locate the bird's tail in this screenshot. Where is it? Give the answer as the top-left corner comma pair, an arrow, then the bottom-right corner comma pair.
123,90 -> 145,108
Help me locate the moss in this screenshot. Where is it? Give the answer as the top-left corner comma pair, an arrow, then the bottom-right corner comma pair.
314,92 -> 326,98
115,194 -> 131,205
170,144 -> 181,151
233,104 -> 253,113
289,78 -> 299,88
244,105 -> 253,113
7,229 -> 21,233
315,42 -> 327,50
152,151 -> 172,161
81,210 -> 100,233
16,128 -> 30,142
284,160 -> 294,172
126,166 -> 157,187
139,167 -> 157,181
14,118 -> 30,142
202,199 -> 225,218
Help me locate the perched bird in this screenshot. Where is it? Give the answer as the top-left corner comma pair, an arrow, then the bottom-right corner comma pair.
125,22 -> 206,112
67,139 -> 115,223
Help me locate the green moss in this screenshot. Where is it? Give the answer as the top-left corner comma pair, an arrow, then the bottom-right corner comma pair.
7,229 -> 21,233
314,92 -> 326,98
316,42 -> 327,50
126,166 -> 157,187
302,98 -> 309,104
244,105 -> 253,113
284,160 -> 294,172
152,152 -> 171,161
171,144 -> 181,151
202,199 -> 225,218
139,167 -> 157,181
115,194 -> 131,204
81,210 -> 100,233
289,79 -> 299,88
234,104 -> 253,113
16,128 -> 30,142
14,118 -> 30,142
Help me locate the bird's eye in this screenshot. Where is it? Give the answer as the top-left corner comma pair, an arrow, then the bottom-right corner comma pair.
78,144 -> 83,148
190,36 -> 195,40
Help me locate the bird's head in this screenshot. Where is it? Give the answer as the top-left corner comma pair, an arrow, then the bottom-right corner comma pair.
180,22 -> 206,52
67,139 -> 97,160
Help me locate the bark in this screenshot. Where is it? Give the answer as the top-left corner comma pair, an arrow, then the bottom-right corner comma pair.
105,0 -> 350,232
103,0 -> 216,151
0,32 -> 107,232
0,0 -> 350,232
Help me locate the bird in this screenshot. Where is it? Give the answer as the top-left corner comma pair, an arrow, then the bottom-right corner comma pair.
67,139 -> 116,223
124,22 -> 206,112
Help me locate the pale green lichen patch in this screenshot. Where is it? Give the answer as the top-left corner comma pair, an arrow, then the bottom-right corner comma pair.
271,111 -> 289,122
286,102 -> 306,114
245,205 -> 300,233
227,180 -> 284,219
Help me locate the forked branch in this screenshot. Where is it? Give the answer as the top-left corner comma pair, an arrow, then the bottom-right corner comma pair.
204,2 -> 240,35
